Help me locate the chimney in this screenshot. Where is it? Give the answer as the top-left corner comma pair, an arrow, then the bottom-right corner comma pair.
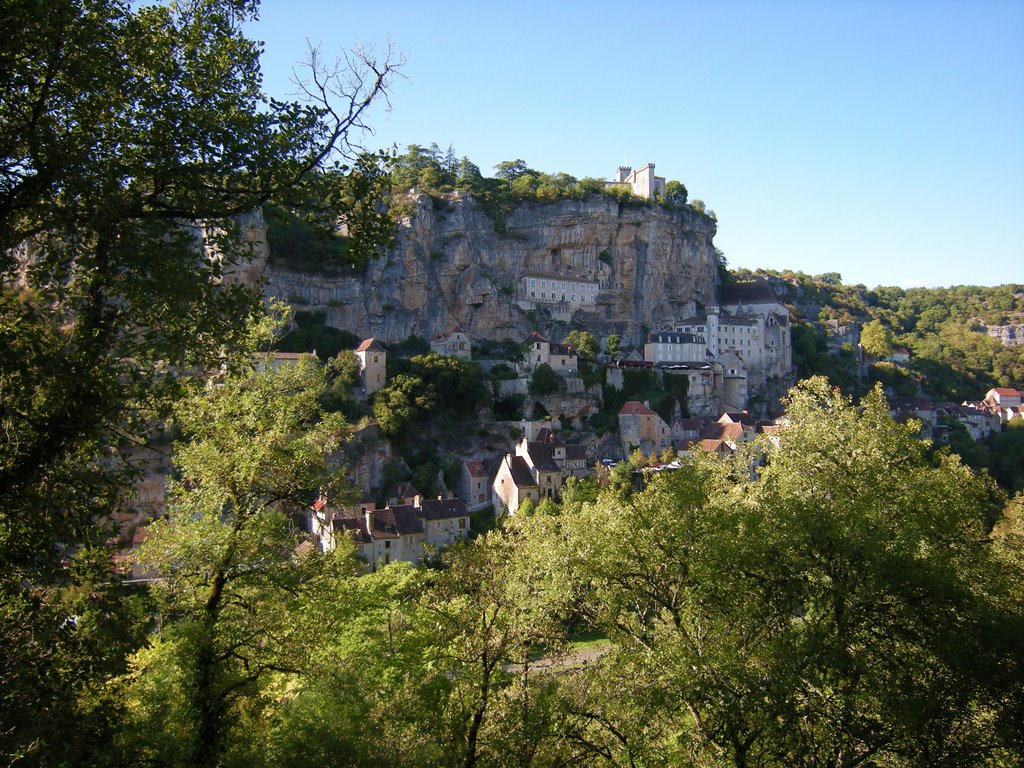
364,509 -> 374,537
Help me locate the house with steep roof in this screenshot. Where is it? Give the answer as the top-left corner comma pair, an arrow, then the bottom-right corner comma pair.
492,454 -> 540,515
420,497 -> 470,551
532,427 -> 589,478
313,495 -> 469,571
950,403 -> 1001,440
430,325 -> 472,360
386,481 -> 421,508
458,459 -> 492,508
984,387 -> 1023,409
525,331 -> 577,373
618,401 -> 672,455
515,435 -> 563,500
354,338 -> 387,394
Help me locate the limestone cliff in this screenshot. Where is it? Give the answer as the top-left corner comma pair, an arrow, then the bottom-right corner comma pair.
263,191 -> 719,346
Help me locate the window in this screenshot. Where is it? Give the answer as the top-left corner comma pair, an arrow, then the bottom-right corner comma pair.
459,518 -> 466,530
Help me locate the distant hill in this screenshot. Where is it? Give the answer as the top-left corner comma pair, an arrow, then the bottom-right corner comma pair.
735,268 -> 1024,401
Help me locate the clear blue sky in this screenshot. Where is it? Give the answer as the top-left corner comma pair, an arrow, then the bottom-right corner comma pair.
247,0 -> 1024,289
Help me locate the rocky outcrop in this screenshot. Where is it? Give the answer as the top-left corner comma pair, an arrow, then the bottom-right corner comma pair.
262,192 -> 719,347
984,323 -> 1024,347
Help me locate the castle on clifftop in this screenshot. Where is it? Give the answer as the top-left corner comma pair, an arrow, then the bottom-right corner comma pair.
607,163 -> 666,199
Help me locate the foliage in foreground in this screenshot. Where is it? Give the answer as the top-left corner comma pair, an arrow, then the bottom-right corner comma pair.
0,0 -> 398,761
113,377 -> 1023,767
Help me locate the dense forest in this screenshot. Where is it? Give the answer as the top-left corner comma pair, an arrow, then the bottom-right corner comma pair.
2,2 -> 1022,767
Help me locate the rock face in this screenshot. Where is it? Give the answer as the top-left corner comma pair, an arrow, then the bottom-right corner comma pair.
263,192 -> 719,347
984,323 -> 1024,347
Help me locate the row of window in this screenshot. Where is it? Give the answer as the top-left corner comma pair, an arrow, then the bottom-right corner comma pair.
530,291 -> 595,303
527,278 -> 597,292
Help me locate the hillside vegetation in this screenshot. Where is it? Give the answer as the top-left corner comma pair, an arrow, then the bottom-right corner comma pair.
746,269 -> 1024,400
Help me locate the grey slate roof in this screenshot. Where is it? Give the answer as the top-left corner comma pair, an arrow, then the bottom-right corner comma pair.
420,498 -> 469,521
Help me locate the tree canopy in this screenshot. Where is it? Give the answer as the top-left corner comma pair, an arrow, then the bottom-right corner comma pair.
0,1 -> 398,760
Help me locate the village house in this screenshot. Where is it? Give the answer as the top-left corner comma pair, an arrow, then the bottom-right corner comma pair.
490,429 -> 586,515
354,338 -> 387,394
524,331 -> 578,374
644,330 -> 708,365
252,350 -> 314,371
386,480 -> 422,508
420,497 -> 471,552
430,325 -> 472,360
457,459 -> 492,509
618,401 -> 672,455
984,387 -> 1023,412
952,403 -> 1002,441
886,347 -> 911,365
312,495 -> 470,571
491,453 -> 539,516
533,427 -> 589,479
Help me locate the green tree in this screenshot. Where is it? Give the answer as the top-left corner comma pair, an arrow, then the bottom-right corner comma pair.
456,156 -> 484,190
123,354 -> 350,767
605,334 -> 620,357
372,373 -> 434,436
0,0 -> 397,759
664,179 -> 688,205
494,159 -> 533,181
861,318 -> 896,358
528,363 -> 562,397
564,329 -> 599,361
550,378 -> 1023,766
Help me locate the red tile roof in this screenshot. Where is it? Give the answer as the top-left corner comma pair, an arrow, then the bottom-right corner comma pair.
463,459 -> 488,477
619,401 -> 656,416
355,338 -> 384,353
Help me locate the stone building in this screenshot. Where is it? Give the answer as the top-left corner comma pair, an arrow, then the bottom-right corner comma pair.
524,332 -> 577,374
312,496 -> 470,571
355,338 -> 386,394
430,325 -> 472,360
518,272 -> 600,309
618,401 -> 672,455
607,163 -> 666,200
